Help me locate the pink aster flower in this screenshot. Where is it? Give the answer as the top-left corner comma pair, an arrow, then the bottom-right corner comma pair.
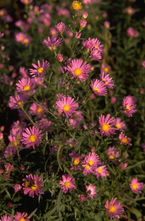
56,95 -> 78,118
9,94 -> 27,109
4,163 -> 14,173
82,153 -> 100,176
65,59 -> 91,82
86,184 -> 97,199
91,79 -> 107,96
14,212 -> 30,221
69,111 -> 84,127
16,77 -> 35,95
0,215 -> 13,221
20,0 -> 33,4
82,37 -> 104,52
122,95 -> 137,117
124,6 -> 135,15
22,126 -> 42,149
13,184 -> 22,191
130,178 -> 143,194
95,165 -> 108,179
55,22 -> 66,34
78,194 -> 86,201
30,102 -> 47,118
127,27 -> 139,38
22,174 -> 44,198
29,60 -> 50,77
114,118 -> 126,131
119,132 -> 132,146
101,63 -> 111,73
90,49 -> 102,61
107,147 -> 120,160
99,114 -> 116,136
59,174 -> 76,193
69,151 -> 83,170
105,198 -> 124,219
99,71 -> 114,89
43,36 -> 63,50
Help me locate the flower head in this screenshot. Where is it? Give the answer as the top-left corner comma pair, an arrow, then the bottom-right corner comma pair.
65,59 -> 91,82
105,198 -> 124,219
130,178 -> 143,194
43,36 -> 63,50
56,95 -> 78,118
30,102 -> 47,118
9,94 -> 27,109
29,60 -> 50,77
22,126 -> 42,149
16,77 -> 35,95
22,174 -> 44,198
91,79 -> 107,96
86,184 -> 97,199
99,71 -> 114,89
99,114 -> 116,136
107,147 -> 120,160
122,96 -> 137,117
72,1 -> 82,10
114,118 -> 126,131
14,212 -> 30,221
95,165 -> 108,179
59,174 -> 76,193
127,27 -> 139,38
0,215 -> 13,221
55,22 -> 66,34
119,132 -> 132,146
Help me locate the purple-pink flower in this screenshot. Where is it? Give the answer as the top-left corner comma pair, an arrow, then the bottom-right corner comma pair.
22,126 -> 42,149
91,79 -> 107,96
99,114 -> 116,136
14,212 -> 30,221
122,95 -> 137,117
119,132 -> 132,146
56,95 -> 78,118
99,71 -> 114,89
59,174 -> 76,193
105,198 -> 124,219
130,178 -> 143,194
22,174 -> 44,198
86,184 -> 97,199
65,59 -> 91,82
0,215 -> 13,221
43,36 -> 63,50
16,77 -> 35,95
29,60 -> 50,77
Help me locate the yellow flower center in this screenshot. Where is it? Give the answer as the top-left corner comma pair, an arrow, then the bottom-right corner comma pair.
74,68 -> 82,76
25,0 -> 29,4
74,159 -> 79,165
88,159 -> 94,165
121,137 -> 128,144
94,45 -> 98,49
37,67 -> 44,74
132,183 -> 137,189
31,183 -> 37,191
23,39 -> 28,44
24,181 -> 30,187
109,155 -> 114,159
109,205 -> 116,213
19,218 -> 26,221
20,37 -> 24,41
127,9 -> 132,14
116,123 -> 121,129
85,164 -> 90,170
29,135 -> 37,142
17,101 -> 23,106
93,87 -> 99,92
36,107 -> 43,114
13,141 -> 18,146
64,182 -> 70,187
126,105 -> 130,110
23,85 -> 30,91
102,123 -> 110,132
0,11 -> 4,16
97,168 -> 102,174
105,82 -> 108,85
104,67 -> 109,72
63,105 -> 70,111
72,1 -> 82,10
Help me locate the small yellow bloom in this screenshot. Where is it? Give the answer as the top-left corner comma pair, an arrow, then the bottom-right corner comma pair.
72,1 -> 82,11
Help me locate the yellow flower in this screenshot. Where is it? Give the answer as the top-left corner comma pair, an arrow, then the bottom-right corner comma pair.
72,1 -> 82,11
